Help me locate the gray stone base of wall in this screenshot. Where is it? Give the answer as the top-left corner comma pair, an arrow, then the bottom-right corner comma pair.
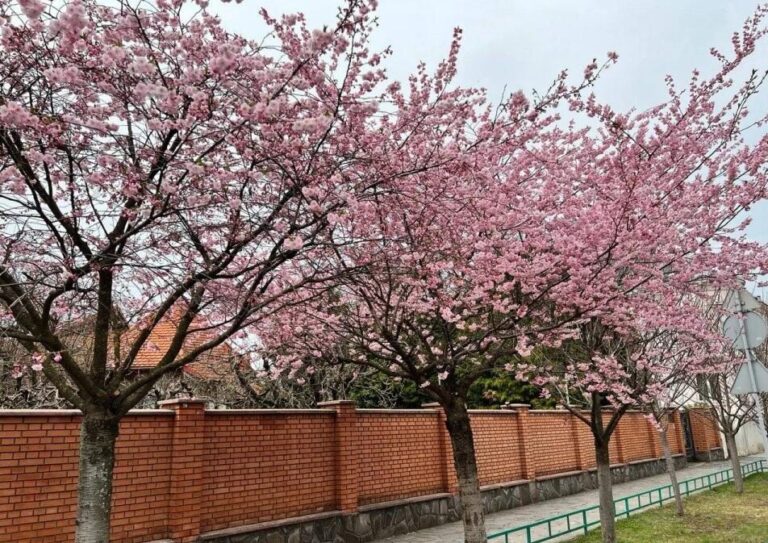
199,455 -> 690,543
694,447 -> 725,462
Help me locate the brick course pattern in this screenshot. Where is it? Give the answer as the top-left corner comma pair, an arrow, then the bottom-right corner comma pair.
688,407 -> 723,458
0,403 -> 719,542
356,411 -> 445,506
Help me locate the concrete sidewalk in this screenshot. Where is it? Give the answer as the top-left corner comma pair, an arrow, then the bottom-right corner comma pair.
380,456 -> 759,543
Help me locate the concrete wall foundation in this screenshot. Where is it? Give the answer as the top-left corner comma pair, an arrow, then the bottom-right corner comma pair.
200,455 -> 689,543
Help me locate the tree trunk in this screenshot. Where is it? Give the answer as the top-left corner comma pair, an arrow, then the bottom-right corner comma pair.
659,425 -> 683,516
75,412 -> 119,543
444,399 -> 487,543
724,431 -> 743,494
595,438 -> 616,543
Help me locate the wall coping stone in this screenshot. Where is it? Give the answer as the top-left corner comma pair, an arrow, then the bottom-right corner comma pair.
0,408 -> 174,417
204,408 -> 335,415
358,408 -> 439,415
199,510 -> 342,540
358,492 -> 454,512
317,400 -> 355,407
468,409 -> 520,415
158,398 -> 206,407
0,409 -> 82,416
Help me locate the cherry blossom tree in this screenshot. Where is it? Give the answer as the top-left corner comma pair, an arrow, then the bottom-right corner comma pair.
534,321 -> 716,524
0,0 -> 440,540
644,346 -> 701,518
259,57 -> 621,543
694,366 -> 756,492
511,10 -> 768,540
265,8 -> 768,543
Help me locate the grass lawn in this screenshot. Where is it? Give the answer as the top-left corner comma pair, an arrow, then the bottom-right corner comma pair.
571,473 -> 768,543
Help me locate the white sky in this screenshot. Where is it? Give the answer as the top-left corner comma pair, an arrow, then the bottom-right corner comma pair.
212,0 -> 768,286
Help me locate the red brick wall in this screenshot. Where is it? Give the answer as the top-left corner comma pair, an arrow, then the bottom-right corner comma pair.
0,405 -> 719,542
667,413 -> 685,455
471,412 -> 525,484
0,411 -> 173,543
357,411 -> 444,505
689,408 -> 721,454
617,412 -> 657,463
112,414 -> 174,543
200,410 -> 337,532
574,418 -> 597,467
528,411 -> 581,475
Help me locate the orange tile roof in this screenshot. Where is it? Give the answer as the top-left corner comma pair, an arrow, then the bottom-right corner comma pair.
121,311 -> 238,381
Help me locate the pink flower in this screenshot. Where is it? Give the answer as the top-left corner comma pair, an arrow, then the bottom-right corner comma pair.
19,0 -> 45,20
0,102 -> 37,129
283,236 -> 303,251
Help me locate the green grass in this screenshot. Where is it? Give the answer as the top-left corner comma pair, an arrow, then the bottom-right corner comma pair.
571,473 -> 768,543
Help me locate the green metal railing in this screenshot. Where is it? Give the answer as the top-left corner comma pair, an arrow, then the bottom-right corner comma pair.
487,459 -> 766,543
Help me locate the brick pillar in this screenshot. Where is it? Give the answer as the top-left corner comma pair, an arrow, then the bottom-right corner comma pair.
159,398 -> 206,543
319,400 -> 360,513
424,403 -> 458,494
508,404 -> 536,480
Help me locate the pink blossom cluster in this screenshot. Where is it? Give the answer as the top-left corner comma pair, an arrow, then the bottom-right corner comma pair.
0,0 -> 766,421
255,5 -> 768,412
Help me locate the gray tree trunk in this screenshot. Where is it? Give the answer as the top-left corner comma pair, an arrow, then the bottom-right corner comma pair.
724,431 -> 743,494
444,400 -> 487,543
75,413 -> 119,543
659,425 -> 684,516
595,439 -> 616,543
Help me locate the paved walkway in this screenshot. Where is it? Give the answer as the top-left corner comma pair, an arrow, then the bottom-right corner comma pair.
381,456 -> 760,543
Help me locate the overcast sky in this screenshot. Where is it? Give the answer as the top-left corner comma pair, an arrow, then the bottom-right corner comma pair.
212,0 -> 768,287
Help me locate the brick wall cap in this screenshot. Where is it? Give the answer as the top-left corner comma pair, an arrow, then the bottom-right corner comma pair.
316,400 -> 356,407
158,398 -> 206,407
502,403 -> 531,409
204,408 -> 335,415
0,408 -> 175,417
359,408 -> 438,415
125,409 -> 174,416
468,409 -> 518,415
0,409 -> 81,417
421,402 -> 441,409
